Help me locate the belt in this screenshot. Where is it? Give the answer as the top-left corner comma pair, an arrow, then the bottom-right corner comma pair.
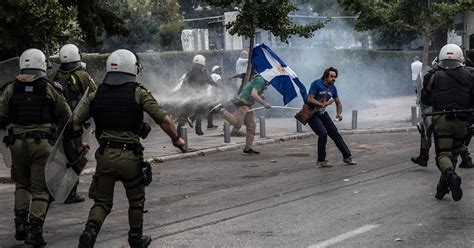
13,132 -> 52,140
99,139 -> 142,152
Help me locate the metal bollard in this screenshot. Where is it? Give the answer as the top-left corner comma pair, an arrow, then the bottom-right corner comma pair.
223,122 -> 231,143
411,106 -> 417,126
259,116 -> 266,138
351,110 -> 358,130
296,119 -> 303,133
180,126 -> 188,151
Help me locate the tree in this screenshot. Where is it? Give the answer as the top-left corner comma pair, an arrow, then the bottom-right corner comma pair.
101,0 -> 185,52
0,0 -> 80,60
58,0 -> 128,48
337,0 -> 474,67
206,0 -> 325,83
0,0 -> 127,60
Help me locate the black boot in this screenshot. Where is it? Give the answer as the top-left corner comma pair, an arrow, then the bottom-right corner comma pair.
14,209 -> 29,241
24,216 -> 46,246
128,229 -> 151,248
411,148 -> 429,167
78,221 -> 100,248
435,174 -> 450,200
446,170 -> 463,201
459,154 -> 473,168
195,126 -> 204,136
64,184 -> 85,204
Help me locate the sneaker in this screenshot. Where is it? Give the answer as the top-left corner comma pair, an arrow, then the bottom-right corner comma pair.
242,148 -> 260,154
316,160 -> 332,168
209,104 -> 224,114
343,157 -> 357,165
447,170 -> 462,201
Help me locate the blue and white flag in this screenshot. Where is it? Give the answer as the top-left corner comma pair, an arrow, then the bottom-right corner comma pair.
251,44 -> 308,105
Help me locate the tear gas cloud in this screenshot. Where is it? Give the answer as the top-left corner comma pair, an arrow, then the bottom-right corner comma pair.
137,18 -> 416,117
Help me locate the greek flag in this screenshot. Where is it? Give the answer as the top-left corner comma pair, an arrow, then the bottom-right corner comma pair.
251,44 -> 308,105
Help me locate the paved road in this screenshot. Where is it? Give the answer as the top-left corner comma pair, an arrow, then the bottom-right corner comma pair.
1,131 -> 474,247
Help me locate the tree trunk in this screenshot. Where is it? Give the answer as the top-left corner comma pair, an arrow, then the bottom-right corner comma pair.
244,34 -> 255,84
422,24 -> 432,69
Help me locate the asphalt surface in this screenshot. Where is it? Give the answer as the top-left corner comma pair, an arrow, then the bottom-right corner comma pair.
1,131 -> 474,248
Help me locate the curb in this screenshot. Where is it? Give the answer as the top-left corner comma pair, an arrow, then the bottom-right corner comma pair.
79,126 -> 418,176
150,126 -> 417,163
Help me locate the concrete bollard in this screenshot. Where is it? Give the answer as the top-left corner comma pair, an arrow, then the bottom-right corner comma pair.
411,106 -> 417,126
259,116 -> 266,138
180,126 -> 188,151
223,122 -> 231,143
351,110 -> 358,130
296,119 -> 303,133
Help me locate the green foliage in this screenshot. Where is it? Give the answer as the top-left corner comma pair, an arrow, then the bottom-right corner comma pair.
338,0 -> 474,43
0,0 -> 81,59
101,0 -> 185,52
59,0 -> 128,47
157,22 -> 187,51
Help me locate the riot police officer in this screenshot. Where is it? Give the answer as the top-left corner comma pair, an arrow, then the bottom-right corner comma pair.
74,49 -> 185,248
177,54 -> 216,136
49,43 -> 97,204
0,48 -> 71,246
421,44 -> 474,201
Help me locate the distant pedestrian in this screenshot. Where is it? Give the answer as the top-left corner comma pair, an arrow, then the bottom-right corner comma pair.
411,56 -> 423,102
306,67 -> 357,167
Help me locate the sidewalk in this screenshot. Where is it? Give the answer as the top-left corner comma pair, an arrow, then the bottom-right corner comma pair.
0,95 -> 418,178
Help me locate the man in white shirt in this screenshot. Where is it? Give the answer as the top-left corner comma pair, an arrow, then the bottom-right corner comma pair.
411,56 -> 423,102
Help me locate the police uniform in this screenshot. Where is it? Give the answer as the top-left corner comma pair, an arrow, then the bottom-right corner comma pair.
49,66 -> 97,107
75,81 -> 168,247
0,73 -> 71,245
177,61 -> 215,135
49,63 -> 97,203
421,56 -> 474,201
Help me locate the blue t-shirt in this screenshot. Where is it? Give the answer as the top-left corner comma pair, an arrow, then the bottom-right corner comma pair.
308,79 -> 338,112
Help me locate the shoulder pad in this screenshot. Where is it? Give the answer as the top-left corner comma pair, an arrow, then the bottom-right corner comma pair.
50,81 -> 64,93
0,81 -> 14,92
136,82 -> 151,93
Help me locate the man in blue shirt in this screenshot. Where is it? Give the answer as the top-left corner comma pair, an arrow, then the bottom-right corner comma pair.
306,67 -> 357,167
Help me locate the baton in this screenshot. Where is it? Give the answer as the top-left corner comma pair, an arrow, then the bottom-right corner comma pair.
249,106 -> 301,112
422,109 -> 474,117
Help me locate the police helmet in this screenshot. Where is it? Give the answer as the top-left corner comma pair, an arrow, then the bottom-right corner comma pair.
106,49 -> 142,76
19,48 -> 48,72
439,44 -> 464,62
59,44 -> 81,63
193,54 -> 206,66
212,65 -> 222,73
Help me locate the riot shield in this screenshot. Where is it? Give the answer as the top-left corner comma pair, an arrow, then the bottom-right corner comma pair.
45,87 -> 90,203
1,127 -> 12,168
416,72 -> 432,136
83,121 -> 99,161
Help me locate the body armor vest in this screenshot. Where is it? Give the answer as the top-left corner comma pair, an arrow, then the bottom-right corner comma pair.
90,82 -> 143,135
432,67 -> 472,111
9,79 -> 54,125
